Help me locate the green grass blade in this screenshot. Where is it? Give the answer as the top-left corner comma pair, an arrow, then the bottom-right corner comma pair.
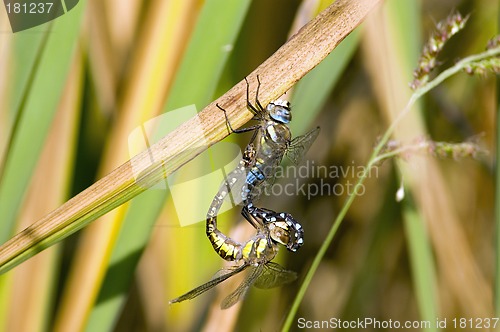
495,0 -> 500,321
387,0 -> 438,327
84,191 -> 167,332
0,30 -> 48,179
0,2 -> 86,243
1,55 -> 83,332
291,29 -> 359,135
164,0 -> 251,111
403,199 -> 438,332
496,81 -> 500,320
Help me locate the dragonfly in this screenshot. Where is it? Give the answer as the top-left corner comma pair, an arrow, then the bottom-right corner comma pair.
171,204 -> 304,309
218,76 -> 321,205
206,76 -> 319,261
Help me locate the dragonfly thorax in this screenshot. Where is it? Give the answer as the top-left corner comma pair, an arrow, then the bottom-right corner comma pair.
263,122 -> 291,147
242,233 -> 278,264
267,99 -> 291,123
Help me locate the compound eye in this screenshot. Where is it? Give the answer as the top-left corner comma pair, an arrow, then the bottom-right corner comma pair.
267,100 -> 291,124
269,223 -> 290,246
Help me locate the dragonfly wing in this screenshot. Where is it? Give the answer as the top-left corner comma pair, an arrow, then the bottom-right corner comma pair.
253,262 -> 297,289
170,264 -> 248,304
220,264 -> 264,309
286,127 -> 320,165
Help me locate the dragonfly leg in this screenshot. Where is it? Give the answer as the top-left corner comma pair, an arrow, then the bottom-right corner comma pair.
244,77 -> 261,115
241,203 -> 263,230
255,75 -> 266,111
217,103 -> 260,134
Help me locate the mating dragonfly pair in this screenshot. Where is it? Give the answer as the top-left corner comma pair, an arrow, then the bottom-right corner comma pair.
170,77 -> 319,309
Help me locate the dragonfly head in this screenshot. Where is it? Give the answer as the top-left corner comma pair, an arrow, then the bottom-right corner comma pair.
267,100 -> 292,124
268,212 -> 304,252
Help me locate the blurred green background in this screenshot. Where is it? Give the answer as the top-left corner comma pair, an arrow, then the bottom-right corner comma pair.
0,0 -> 497,331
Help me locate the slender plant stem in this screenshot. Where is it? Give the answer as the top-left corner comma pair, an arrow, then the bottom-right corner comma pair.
495,17 -> 500,322
373,143 -> 429,164
494,0 -> 500,323
282,45 -> 500,332
0,26 -> 52,184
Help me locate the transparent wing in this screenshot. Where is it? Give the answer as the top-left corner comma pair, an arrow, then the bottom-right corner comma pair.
286,126 -> 320,165
220,264 -> 265,309
243,128 -> 320,203
241,127 -> 319,208
253,262 -> 297,289
170,264 -> 248,304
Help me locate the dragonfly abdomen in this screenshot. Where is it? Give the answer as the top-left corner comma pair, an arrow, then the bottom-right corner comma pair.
205,146 -> 257,261
206,223 -> 276,263
206,225 -> 243,261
